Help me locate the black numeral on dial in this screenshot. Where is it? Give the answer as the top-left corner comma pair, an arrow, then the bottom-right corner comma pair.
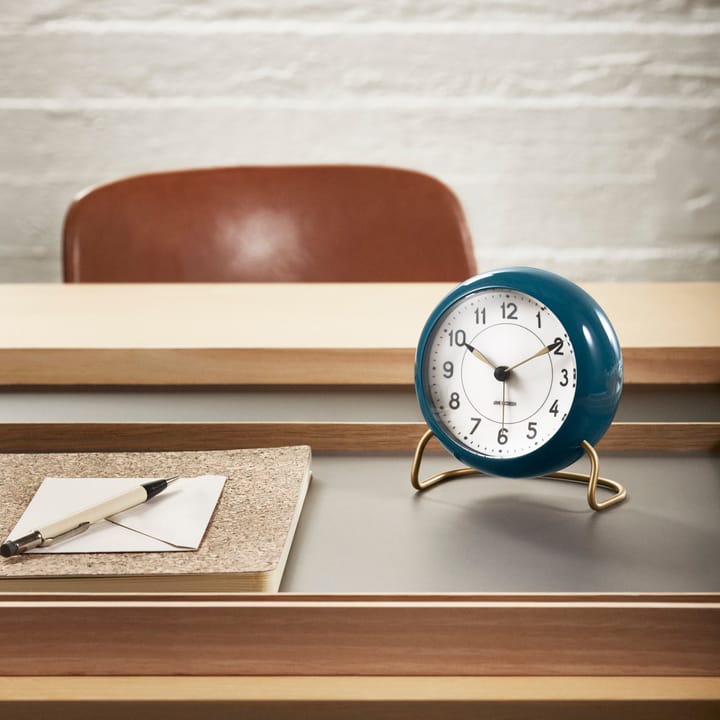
449,330 -> 466,347
501,302 -> 518,320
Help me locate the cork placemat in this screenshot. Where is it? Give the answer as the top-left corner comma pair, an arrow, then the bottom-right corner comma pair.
0,446 -> 311,582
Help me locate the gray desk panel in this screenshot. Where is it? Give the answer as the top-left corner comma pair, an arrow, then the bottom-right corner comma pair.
281,453 -> 720,593
0,385 -> 718,422
0,388 -> 421,422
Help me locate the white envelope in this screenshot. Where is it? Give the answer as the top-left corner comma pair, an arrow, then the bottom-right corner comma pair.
8,476 -> 226,553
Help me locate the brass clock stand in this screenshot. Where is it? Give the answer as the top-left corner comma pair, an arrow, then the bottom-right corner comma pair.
411,428 -> 627,511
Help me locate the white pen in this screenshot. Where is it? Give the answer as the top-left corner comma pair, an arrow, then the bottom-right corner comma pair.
1,476 -> 179,557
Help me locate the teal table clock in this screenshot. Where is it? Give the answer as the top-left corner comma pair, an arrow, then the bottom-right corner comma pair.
412,266 -> 627,510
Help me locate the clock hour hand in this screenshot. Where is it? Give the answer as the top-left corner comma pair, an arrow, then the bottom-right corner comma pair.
506,338 -> 562,373
464,343 -> 496,369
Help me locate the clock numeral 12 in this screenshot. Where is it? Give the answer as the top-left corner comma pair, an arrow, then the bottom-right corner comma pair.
501,302 -> 518,320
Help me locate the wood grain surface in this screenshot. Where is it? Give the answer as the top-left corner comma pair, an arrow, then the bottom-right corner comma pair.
1,677 -> 718,720
0,421 -> 717,453
1,283 -> 717,385
0,594 -> 717,677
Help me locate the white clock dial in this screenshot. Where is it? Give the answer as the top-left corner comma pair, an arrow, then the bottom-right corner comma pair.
423,289 -> 577,458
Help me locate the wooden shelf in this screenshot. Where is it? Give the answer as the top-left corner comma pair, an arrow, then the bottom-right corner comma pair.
0,592 -> 718,677
1,283 -> 718,385
2,676 -> 718,720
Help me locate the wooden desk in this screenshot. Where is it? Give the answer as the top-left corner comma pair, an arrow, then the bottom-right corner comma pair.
0,283 -> 718,718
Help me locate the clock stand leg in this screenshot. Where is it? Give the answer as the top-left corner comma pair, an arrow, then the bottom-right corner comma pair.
411,429 -> 627,511
547,440 -> 627,511
410,428 -> 481,491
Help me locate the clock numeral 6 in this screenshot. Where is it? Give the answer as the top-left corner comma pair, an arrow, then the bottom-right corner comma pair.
449,392 -> 461,410
497,428 -> 509,445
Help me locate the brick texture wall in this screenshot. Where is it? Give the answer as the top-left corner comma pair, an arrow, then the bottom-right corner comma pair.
1,0 -> 718,281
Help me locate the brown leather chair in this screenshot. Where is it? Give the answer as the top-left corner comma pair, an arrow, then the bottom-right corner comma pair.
63,165 -> 476,282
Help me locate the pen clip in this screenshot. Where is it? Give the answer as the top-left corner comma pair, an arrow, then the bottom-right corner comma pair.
43,521 -> 91,547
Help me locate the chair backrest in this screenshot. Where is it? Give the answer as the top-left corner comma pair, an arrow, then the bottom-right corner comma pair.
63,165 -> 477,282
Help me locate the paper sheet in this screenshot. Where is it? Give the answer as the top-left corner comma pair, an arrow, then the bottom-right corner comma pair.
8,476 -> 226,553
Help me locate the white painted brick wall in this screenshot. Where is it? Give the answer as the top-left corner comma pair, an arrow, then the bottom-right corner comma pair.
1,0 -> 718,281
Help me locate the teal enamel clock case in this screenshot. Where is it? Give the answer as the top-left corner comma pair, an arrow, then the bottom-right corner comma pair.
414,266 -> 623,480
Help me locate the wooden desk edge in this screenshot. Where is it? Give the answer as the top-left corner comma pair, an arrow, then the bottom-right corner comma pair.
0,420 -> 717,453
2,676 -> 719,702
0,346 -> 718,385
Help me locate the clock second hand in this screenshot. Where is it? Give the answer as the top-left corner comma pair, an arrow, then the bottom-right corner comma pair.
501,379 -> 506,429
463,341 -> 509,427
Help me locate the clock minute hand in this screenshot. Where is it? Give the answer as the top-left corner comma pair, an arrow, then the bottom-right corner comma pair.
506,339 -> 562,373
464,343 -> 496,369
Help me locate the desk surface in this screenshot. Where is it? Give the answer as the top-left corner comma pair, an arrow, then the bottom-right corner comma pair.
283,450 -> 720,593
1,282 -> 718,384
1,283 -> 719,715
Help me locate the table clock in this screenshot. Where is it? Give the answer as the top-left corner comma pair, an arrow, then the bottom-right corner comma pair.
412,266 -> 626,510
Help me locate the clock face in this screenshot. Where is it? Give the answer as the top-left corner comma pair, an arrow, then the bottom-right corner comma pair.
422,288 -> 578,459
